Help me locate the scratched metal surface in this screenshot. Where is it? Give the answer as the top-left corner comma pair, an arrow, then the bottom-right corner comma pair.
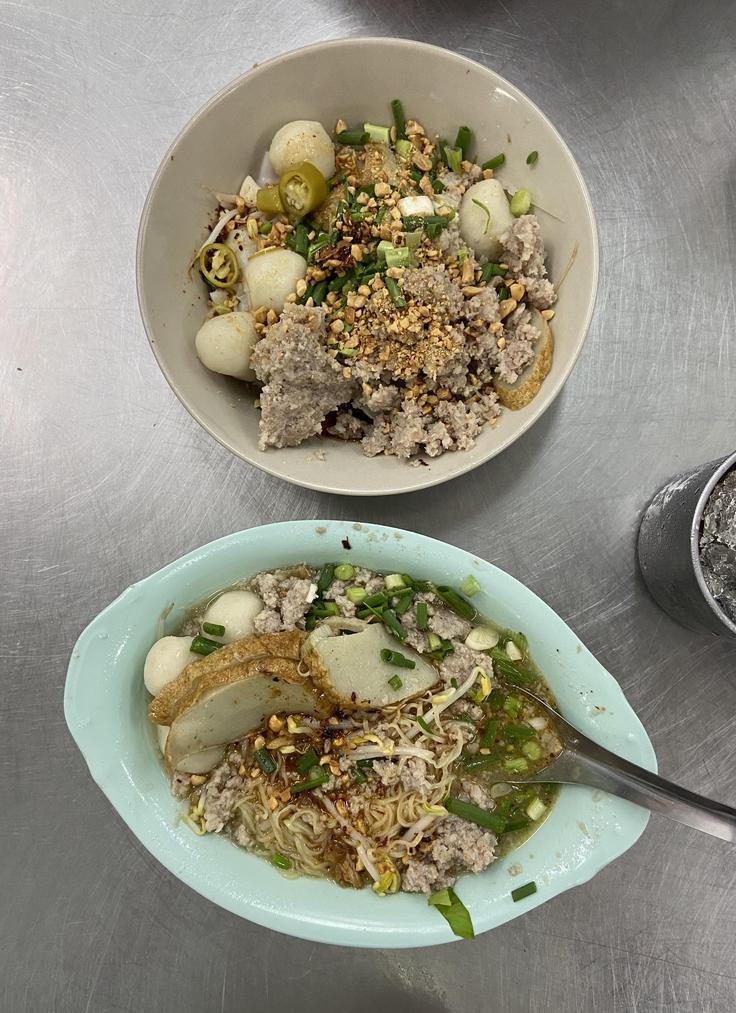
2,1 -> 736,1010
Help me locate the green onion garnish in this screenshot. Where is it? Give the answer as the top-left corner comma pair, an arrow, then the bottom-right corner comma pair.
393,591 -> 415,616
296,748 -> 320,775
395,138 -> 412,159
504,813 -> 532,832
481,153 -> 505,171
417,715 -> 435,736
480,262 -> 505,283
445,797 -> 506,833
427,632 -> 442,651
254,748 -> 276,774
505,724 -> 535,741
336,129 -> 370,145
364,122 -> 390,144
385,246 -> 412,269
526,150 -> 538,165
390,98 -> 406,139
375,204 -> 388,225
431,178 -> 445,193
190,635 -> 221,656
511,881 -> 537,902
509,189 -> 532,216
385,574 -> 406,590
500,629 -> 529,655
504,756 -> 529,773
388,674 -> 403,690
503,695 -> 523,717
291,768 -> 330,794
294,222 -> 308,258
490,650 -> 535,685
497,285 -> 511,301
311,280 -> 329,305
258,221 -> 272,234
454,125 -> 472,159
487,688 -> 504,710
428,887 -> 475,939
270,853 -> 292,870
346,586 -> 367,604
460,574 -> 481,597
365,591 -> 388,608
334,563 -> 354,580
415,601 -> 428,630
382,608 -> 408,641
316,563 -> 335,594
385,277 -> 406,307
308,601 -> 340,619
352,766 -> 367,784
356,758 -> 374,770
201,622 -> 225,637
480,719 -> 499,749
444,146 -> 463,172
522,740 -> 543,760
380,648 -> 416,669
434,586 -> 477,621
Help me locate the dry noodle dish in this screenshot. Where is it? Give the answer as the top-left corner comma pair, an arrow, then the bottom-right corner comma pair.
145,563 -> 562,938
193,100 -> 557,461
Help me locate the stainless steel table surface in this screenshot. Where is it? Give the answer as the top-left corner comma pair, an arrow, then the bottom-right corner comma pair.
2,2 -> 735,1011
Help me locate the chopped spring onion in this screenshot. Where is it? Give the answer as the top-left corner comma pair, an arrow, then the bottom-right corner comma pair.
380,648 -> 416,669
506,640 -> 523,661
336,129 -> 370,145
212,305 -> 232,316
291,767 -> 330,794
254,748 -> 277,774
505,723 -> 535,741
404,231 -> 422,253
428,887 -> 475,939
487,688 -> 504,710
526,150 -> 539,165
334,563 -> 354,581
501,629 -> 529,655
526,797 -> 546,820
388,674 -> 403,690
481,153 -> 505,171
190,635 -> 221,656
511,881 -> 537,902
385,276 -> 406,307
364,122 -> 390,144
312,280 -> 329,305
435,586 -> 477,621
395,138 -> 412,158
258,221 -> 272,234
201,622 -> 225,637
296,748 -> 320,775
503,695 -> 523,717
384,573 -> 406,591
490,650 -> 535,685
432,178 -> 445,193
352,766 -> 367,783
504,756 -> 529,773
504,813 -> 532,832
444,146 -> 462,172
465,626 -> 500,651
385,246 -> 412,269
416,715 -> 436,737
427,632 -> 442,652
308,601 -> 340,618
365,591 -> 388,608
460,574 -> 481,597
393,593 -> 414,616
346,585 -> 367,604
293,222 -> 308,257
316,563 -> 335,595
480,262 -> 505,283
510,188 -> 532,216
522,740 -> 543,760
471,197 -> 492,234
390,98 -> 406,139
480,719 -> 499,749
497,285 -> 511,301
445,797 -> 506,833
415,601 -> 429,630
270,853 -> 292,870
382,608 -> 408,641
454,125 -> 472,159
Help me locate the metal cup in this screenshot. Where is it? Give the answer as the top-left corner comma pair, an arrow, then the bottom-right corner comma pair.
637,451 -> 736,640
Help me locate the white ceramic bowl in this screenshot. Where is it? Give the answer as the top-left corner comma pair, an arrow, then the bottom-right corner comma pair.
137,38 -> 598,495
65,521 -> 654,948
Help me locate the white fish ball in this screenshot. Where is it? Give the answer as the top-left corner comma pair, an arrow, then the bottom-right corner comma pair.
459,178 -> 514,260
244,248 -> 307,313
203,590 -> 263,644
194,311 -> 259,382
269,120 -> 335,180
144,636 -> 198,696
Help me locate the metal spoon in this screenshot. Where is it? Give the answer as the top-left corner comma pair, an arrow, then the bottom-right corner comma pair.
507,688 -> 736,842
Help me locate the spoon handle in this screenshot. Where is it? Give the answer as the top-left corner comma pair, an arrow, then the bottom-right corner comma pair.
533,723 -> 736,842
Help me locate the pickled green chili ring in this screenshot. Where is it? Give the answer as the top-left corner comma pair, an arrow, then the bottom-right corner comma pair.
198,243 -> 240,289
256,186 -> 285,214
278,161 -> 328,217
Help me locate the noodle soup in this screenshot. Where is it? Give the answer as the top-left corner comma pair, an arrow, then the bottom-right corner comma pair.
144,563 -> 562,930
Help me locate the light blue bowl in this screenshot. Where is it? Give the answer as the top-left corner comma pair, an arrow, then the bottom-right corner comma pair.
64,521 -> 656,947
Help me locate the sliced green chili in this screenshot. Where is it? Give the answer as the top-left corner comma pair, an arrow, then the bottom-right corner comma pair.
199,243 -> 240,289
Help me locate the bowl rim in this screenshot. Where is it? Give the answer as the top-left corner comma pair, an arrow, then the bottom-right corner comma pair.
136,37 -> 600,497
689,450 -> 736,636
65,520 -> 654,947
